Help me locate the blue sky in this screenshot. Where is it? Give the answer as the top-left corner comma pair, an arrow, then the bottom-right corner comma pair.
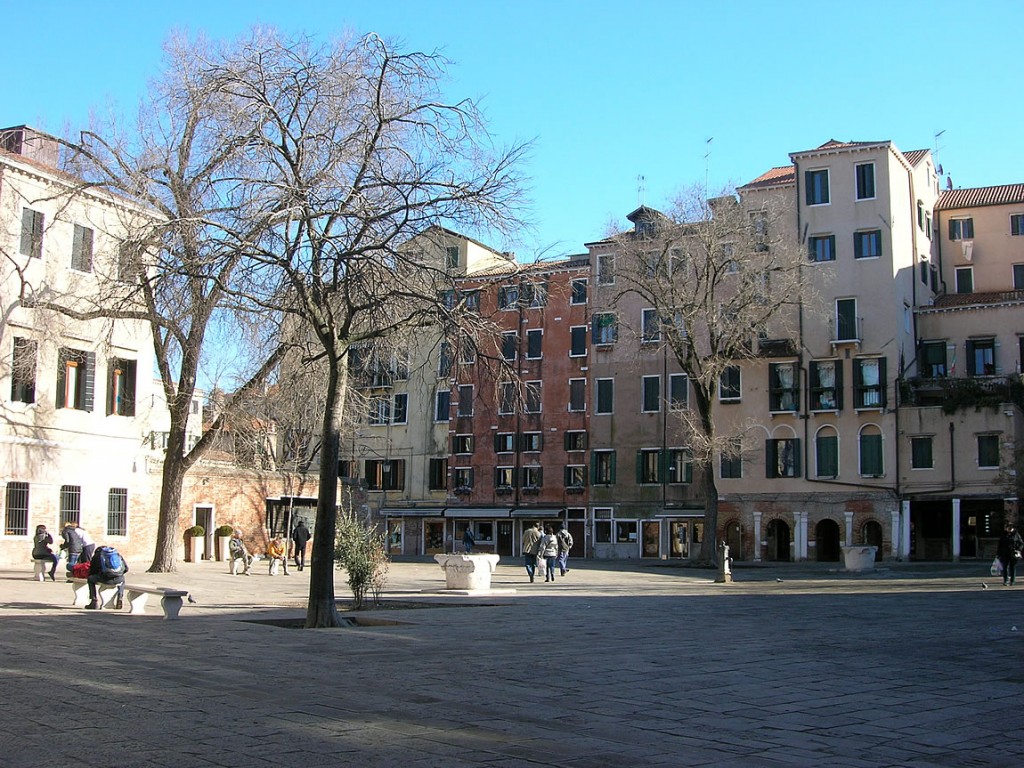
4,0 -> 1021,259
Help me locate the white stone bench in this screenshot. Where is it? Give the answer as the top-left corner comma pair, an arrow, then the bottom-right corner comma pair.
32,558 -> 56,581
68,577 -> 190,620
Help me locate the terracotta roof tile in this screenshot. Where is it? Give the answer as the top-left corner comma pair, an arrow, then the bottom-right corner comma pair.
741,165 -> 795,189
930,290 -> 1024,309
936,184 -> 1024,211
901,149 -> 930,167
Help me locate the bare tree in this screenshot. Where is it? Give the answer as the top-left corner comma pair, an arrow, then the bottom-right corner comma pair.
192,32 -> 528,626
603,186 -> 807,563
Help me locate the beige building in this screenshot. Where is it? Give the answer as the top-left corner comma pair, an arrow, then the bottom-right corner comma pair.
0,126 -> 160,568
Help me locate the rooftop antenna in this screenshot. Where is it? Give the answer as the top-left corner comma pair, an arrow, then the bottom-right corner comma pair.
934,129 -> 945,173
637,174 -> 646,206
704,137 -> 714,196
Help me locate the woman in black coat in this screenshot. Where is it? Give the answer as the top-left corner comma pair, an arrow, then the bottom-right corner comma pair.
996,522 -> 1024,586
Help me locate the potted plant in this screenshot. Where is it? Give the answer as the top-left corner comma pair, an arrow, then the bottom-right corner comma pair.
214,525 -> 234,561
186,525 -> 205,563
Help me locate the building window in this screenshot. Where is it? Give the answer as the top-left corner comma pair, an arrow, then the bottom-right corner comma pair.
853,230 -> 882,259
445,246 -> 460,269
60,485 -> 82,527
637,449 -> 662,484
967,338 -> 996,376
10,337 -> 37,404
499,382 -> 516,415
459,338 -> 476,366
564,465 -> 586,488
20,208 -> 44,259
805,168 -> 830,206
719,365 -> 741,402
920,341 -> 947,377
526,329 -> 543,359
720,441 -> 742,479
495,467 -> 515,489
565,431 -> 588,453
853,358 -> 886,408
595,378 -> 614,414
592,450 -> 616,485
978,434 -> 1000,469
766,438 -> 800,478
810,360 -> 841,410
568,378 -> 586,412
949,218 -> 974,241
428,458 -> 448,490
499,285 -> 519,309
521,465 -> 543,489
768,362 -> 798,412
457,385 -> 473,417
501,332 -> 517,361
669,374 -> 688,409
461,290 -> 479,313
592,313 -> 617,345
855,162 -> 875,200
859,428 -> 884,477
437,342 -> 453,377
815,430 -> 838,478
1014,264 -> 1024,290
571,278 -> 588,304
955,266 -> 974,294
1012,214 -> 1024,237
453,434 -> 474,454
641,308 -> 661,343
107,358 -> 137,417
522,282 -> 547,308
495,433 -> 515,453
521,432 -> 542,452
808,234 -> 836,262
568,325 -> 587,358
434,390 -> 450,422
107,488 -> 128,537
666,448 -> 692,484
641,375 -> 661,413
452,466 -> 473,491
71,224 -> 94,272
4,481 -> 29,536
365,459 -> 405,491
911,437 -> 933,470
836,298 -> 858,341
525,381 -> 541,413
56,348 -> 95,411
597,252 -> 615,285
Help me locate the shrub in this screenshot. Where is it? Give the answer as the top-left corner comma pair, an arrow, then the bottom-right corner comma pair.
334,509 -> 389,610
215,525 -> 234,536
187,525 -> 205,537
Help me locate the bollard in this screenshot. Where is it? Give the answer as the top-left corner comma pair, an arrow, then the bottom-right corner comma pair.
715,541 -> 733,584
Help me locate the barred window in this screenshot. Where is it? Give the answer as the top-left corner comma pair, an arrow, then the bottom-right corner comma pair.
5,482 -> 29,536
60,485 -> 81,527
107,488 -> 128,536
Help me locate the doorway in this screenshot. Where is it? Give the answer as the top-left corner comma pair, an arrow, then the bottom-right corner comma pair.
497,520 -> 513,556
765,519 -> 790,562
815,519 -> 842,562
194,505 -> 213,560
862,520 -> 883,561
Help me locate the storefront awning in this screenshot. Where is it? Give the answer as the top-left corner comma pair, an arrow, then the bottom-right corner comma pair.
381,508 -> 445,518
510,507 -> 564,518
445,507 -> 511,518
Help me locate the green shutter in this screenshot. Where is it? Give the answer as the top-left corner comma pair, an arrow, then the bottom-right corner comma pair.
861,434 -> 883,476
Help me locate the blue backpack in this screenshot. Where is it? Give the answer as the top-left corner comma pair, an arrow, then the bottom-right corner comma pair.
98,546 -> 125,577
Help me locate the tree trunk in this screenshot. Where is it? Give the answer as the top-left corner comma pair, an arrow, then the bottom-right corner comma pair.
304,359 -> 347,628
698,461 -> 720,564
149,429 -> 189,572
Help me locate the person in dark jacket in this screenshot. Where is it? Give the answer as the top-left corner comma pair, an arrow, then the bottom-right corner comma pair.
997,522 -> 1024,586
32,525 -> 59,580
86,547 -> 128,610
291,520 -> 311,571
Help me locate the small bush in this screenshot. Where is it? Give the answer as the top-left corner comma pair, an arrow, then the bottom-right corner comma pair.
187,525 -> 205,537
335,509 -> 389,610
215,525 -> 234,536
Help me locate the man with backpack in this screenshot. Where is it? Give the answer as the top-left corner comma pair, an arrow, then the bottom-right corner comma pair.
86,545 -> 128,610
556,527 -> 574,576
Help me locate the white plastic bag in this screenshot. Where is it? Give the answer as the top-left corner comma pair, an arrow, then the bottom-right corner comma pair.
991,557 -> 1003,576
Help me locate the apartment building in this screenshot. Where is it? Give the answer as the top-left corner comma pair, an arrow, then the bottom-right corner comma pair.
0,126 -> 161,568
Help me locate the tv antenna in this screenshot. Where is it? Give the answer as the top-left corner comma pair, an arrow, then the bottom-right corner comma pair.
704,137 -> 714,195
637,174 -> 646,206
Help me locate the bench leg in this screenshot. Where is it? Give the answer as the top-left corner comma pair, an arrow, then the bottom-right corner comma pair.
160,595 -> 184,620
98,585 -> 119,609
33,561 -> 47,581
70,582 -> 90,607
126,589 -> 150,615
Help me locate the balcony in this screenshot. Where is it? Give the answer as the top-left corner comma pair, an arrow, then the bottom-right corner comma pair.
900,375 -> 1024,412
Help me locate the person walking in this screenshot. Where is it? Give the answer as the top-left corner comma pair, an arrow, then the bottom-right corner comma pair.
291,520 -> 311,571
556,526 -> 574,576
32,524 -> 59,581
997,521 -> 1024,586
462,526 -> 476,554
539,524 -> 560,583
521,522 -> 542,583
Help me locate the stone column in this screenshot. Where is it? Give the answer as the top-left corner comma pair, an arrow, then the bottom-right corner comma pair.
844,510 -> 854,547
899,500 -> 911,560
751,510 -> 762,562
797,511 -> 809,562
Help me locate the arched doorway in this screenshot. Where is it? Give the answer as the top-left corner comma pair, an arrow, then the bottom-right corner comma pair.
765,519 -> 791,562
862,520 -> 883,561
816,519 -> 842,561
725,520 -> 743,561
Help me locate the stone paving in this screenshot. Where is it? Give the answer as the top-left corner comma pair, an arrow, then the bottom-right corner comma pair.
1,556 -> 1021,767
